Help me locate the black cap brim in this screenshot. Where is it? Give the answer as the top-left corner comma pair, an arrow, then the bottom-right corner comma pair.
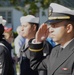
45,19 -> 63,24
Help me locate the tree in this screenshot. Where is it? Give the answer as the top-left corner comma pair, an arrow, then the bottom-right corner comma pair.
2,0 -> 74,15
1,0 -> 59,15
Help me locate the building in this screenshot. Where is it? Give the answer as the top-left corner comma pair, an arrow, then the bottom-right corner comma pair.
0,7 -> 23,31
0,0 -> 73,32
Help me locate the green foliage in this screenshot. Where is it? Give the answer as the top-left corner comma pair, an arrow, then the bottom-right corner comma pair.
13,31 -> 18,38
1,0 -> 59,15
29,2 -> 39,15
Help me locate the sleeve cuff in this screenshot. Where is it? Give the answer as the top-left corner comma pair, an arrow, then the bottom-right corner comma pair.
32,39 -> 42,44
29,39 -> 43,52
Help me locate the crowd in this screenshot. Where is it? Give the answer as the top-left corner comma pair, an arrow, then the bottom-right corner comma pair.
0,2 -> 74,75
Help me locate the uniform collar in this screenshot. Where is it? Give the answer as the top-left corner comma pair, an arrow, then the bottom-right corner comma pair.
61,38 -> 74,48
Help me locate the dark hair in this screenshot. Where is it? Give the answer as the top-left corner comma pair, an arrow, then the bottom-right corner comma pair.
29,22 -> 39,31
64,20 -> 74,28
0,24 -> 4,39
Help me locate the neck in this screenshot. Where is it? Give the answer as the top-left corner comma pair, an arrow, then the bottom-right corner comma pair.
60,37 -> 74,46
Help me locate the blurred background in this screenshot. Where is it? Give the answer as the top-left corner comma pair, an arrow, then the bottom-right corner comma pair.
0,0 -> 74,32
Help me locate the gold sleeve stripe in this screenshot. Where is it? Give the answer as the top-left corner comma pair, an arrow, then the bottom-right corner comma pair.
48,16 -> 70,20
29,48 -> 43,52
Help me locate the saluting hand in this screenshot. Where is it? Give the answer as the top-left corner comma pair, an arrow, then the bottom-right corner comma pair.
35,23 -> 49,42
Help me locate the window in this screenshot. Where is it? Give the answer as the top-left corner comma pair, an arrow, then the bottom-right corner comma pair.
0,11 -> 12,24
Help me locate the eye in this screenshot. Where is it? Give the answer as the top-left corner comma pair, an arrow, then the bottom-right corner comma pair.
51,24 -> 60,28
51,24 -> 56,28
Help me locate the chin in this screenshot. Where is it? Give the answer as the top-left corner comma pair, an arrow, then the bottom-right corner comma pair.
52,38 -> 57,42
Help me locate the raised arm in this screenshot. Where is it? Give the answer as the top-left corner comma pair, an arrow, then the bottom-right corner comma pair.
35,23 -> 49,42
28,24 -> 51,70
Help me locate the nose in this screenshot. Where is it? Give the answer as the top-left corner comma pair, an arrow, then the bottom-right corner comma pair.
21,26 -> 24,31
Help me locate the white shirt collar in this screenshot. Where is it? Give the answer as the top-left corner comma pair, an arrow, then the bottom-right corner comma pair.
61,38 -> 74,48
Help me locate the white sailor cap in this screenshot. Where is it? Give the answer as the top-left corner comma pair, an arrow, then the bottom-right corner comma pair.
2,19 -> 7,26
0,16 -> 3,24
20,15 -> 39,25
0,16 -> 6,26
45,3 -> 74,24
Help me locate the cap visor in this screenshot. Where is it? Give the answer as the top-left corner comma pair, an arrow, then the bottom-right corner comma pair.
45,19 -> 63,24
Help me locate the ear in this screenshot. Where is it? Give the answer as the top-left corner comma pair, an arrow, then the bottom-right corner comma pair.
67,24 -> 73,33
